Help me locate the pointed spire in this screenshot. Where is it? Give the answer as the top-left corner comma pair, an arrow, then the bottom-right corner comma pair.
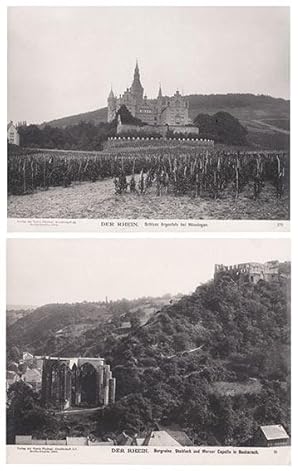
131,59 -> 144,97
108,84 -> 114,99
134,59 -> 140,79
158,82 -> 162,98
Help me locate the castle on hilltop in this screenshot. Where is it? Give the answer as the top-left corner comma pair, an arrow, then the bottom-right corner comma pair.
107,61 -> 193,129
214,260 -> 280,284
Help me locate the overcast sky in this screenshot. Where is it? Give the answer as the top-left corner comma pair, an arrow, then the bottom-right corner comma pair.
7,238 -> 290,307
7,6 -> 290,124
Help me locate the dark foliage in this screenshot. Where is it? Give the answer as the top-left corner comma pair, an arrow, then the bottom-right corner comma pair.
18,121 -> 116,151
194,111 -> 248,145
17,106 -> 149,150
111,105 -> 144,126
6,382 -> 62,443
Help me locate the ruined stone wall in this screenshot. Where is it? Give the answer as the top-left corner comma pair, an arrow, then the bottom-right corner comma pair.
214,261 -> 279,284
40,356 -> 116,409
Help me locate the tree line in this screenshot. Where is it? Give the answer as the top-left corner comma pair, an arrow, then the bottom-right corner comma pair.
15,107 -> 250,150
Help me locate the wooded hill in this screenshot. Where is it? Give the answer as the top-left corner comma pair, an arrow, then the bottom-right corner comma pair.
7,264 -> 290,446
99,265 -> 290,445
6,296 -> 174,359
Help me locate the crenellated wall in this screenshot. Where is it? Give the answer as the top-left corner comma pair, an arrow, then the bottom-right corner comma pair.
104,136 -> 214,150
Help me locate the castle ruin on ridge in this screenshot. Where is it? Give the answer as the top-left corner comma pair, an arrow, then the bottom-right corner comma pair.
214,260 -> 280,284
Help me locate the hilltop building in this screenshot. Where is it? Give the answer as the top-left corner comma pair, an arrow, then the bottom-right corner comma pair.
39,356 -> 116,410
7,121 -> 20,146
107,61 -> 196,134
214,260 -> 280,284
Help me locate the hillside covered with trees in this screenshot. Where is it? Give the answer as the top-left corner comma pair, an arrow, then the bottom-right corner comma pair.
6,296 -> 172,361
97,267 -> 290,445
7,265 -> 290,446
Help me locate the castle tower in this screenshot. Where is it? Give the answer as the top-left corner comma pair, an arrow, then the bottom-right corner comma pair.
130,60 -> 144,102
107,87 -> 117,122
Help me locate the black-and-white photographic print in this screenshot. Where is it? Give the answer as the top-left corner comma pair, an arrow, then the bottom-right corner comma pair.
6,238 -> 291,464
7,7 -> 290,232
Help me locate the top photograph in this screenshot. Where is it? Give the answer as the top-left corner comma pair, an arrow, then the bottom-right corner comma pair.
7,6 -> 290,232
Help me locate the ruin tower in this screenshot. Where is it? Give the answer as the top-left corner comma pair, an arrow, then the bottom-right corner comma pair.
214,261 -> 280,285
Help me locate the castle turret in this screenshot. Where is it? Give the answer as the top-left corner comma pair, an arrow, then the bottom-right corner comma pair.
108,87 -> 114,100
158,83 -> 162,99
107,86 -> 117,122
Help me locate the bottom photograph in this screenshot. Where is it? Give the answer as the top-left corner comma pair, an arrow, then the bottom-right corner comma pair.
6,238 -> 290,464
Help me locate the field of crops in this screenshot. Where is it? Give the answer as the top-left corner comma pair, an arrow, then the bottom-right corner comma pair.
8,145 -> 289,203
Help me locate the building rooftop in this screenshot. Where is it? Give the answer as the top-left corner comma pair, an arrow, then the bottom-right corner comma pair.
143,430 -> 181,446
115,431 -> 134,446
163,430 -> 193,446
260,425 -> 289,441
